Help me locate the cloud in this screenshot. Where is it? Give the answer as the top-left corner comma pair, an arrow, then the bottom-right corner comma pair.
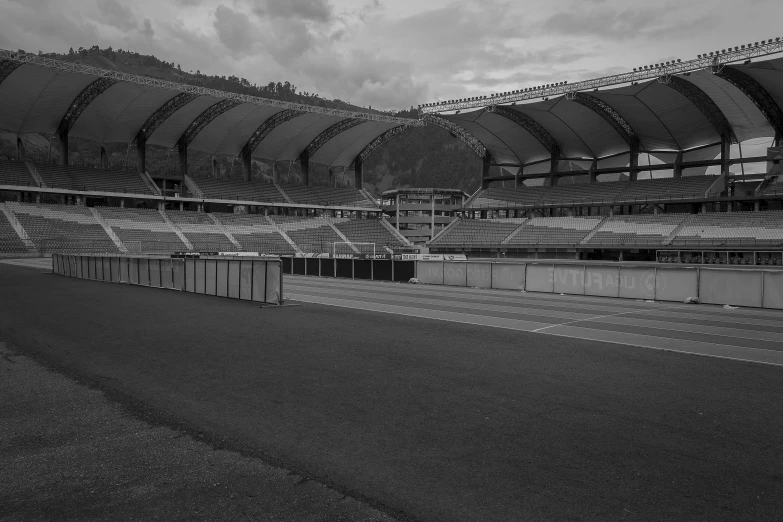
96,0 -> 137,32
213,5 -> 256,58
140,18 -> 154,39
251,0 -> 334,22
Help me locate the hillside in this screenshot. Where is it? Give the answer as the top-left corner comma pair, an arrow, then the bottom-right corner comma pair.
1,46 -> 486,195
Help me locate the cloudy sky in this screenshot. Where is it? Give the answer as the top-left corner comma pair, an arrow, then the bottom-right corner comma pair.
0,0 -> 780,110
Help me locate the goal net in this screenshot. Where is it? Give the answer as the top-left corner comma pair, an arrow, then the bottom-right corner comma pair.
332,242 -> 375,257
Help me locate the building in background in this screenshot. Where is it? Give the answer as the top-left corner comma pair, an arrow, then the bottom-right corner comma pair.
381,188 -> 468,246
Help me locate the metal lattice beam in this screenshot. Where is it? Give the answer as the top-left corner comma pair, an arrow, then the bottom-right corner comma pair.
349,125 -> 414,169
420,39 -> 783,113
56,77 -> 118,137
569,92 -> 641,150
304,118 -> 364,159
178,99 -> 241,149
715,65 -> 783,137
134,92 -> 198,146
0,59 -> 22,85
241,109 -> 303,158
662,75 -> 737,143
423,114 -> 488,159
0,49 -> 423,127
486,105 -> 564,158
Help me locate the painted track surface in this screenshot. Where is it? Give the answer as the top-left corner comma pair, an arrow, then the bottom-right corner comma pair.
2,260 -> 783,521
286,275 -> 783,367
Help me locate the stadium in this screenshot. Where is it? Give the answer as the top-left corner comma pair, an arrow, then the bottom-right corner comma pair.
2,33 -> 783,522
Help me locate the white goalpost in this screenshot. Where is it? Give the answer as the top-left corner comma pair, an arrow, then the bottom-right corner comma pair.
332,241 -> 375,257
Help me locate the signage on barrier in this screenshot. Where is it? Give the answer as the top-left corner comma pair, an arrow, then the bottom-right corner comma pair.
399,254 -> 467,261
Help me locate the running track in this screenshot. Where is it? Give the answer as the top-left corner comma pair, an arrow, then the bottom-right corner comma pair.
285,274 -> 783,367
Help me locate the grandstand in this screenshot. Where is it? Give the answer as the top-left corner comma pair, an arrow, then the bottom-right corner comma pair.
506,216 -> 604,245
212,213 -> 296,255
34,164 -> 154,195
165,210 -> 238,252
585,214 -> 688,246
96,207 -> 186,253
193,178 -> 288,203
0,159 -> 37,187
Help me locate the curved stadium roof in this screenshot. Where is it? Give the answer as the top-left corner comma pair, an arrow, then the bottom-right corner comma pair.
0,50 -> 422,169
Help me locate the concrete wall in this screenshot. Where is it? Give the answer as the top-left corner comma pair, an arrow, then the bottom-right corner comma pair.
413,260 -> 783,310
52,254 -> 283,305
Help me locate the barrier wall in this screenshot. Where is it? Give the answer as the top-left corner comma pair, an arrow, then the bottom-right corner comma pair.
281,257 -> 416,284
413,259 -> 783,310
52,254 -> 283,305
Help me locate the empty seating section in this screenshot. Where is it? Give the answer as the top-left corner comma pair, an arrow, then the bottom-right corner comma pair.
6,202 -> 118,253
670,212 -> 783,246
431,219 -> 526,246
761,182 -> 783,196
506,217 -> 603,246
271,215 -> 345,254
335,220 -> 407,252
468,176 -> 717,208
194,179 -> 287,203
166,211 -> 236,251
212,213 -> 295,254
0,160 -> 36,186
280,186 -> 376,208
35,164 -> 152,194
615,176 -> 715,203
0,209 -> 28,253
586,215 -> 688,246
97,207 -> 185,253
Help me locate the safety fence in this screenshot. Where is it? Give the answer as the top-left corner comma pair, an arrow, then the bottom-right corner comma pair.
51,253 -> 283,305
416,260 -> 783,310
282,256 -> 416,283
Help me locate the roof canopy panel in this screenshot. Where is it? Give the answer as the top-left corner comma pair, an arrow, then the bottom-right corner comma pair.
445,111 -> 520,165
145,95 -> 218,148
254,113 -> 345,163
511,104 -> 595,159
189,104 -> 281,156
314,121 -> 397,167
548,98 -> 629,158
591,86 -> 679,150
734,60 -> 783,122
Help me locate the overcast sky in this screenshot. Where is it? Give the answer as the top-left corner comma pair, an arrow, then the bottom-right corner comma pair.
0,0 -> 780,110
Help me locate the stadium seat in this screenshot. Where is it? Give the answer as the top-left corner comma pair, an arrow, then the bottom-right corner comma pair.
586,214 -> 688,246
97,207 -> 186,253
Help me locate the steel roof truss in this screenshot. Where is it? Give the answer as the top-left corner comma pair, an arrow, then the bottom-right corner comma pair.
56,77 -> 118,137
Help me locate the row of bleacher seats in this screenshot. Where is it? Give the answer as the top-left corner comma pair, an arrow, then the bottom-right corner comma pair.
278,185 -> 377,208
34,164 -> 154,195
468,176 -> 718,208
0,159 -> 37,187
193,178 -> 288,203
431,211 -> 783,247
0,209 -> 30,253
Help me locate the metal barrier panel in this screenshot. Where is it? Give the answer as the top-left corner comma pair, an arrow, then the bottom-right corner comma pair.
393,260 -> 415,282
266,262 -> 282,303
139,258 -> 150,286
110,257 -> 120,283
96,256 -> 105,281
148,259 -> 161,287
228,261 -> 241,299
205,259 -> 217,295
553,265 -> 586,295
89,256 -> 96,280
354,260 -> 371,279
252,261 -> 267,302
417,261 -> 444,285
699,269 -> 763,308
52,254 -> 60,274
305,258 -> 320,276
466,262 -> 491,288
525,264 -> 555,293
103,257 -> 111,282
655,267 -> 698,303
584,266 -> 620,297
321,258 -> 335,278
120,257 -> 129,283
618,267 -> 656,300
81,256 -> 88,279
335,259 -> 353,278
444,262 -> 468,287
185,259 -> 195,292
282,256 -> 292,274
129,258 -> 139,284
160,259 -> 174,289
172,259 -> 185,290
216,260 -> 229,297
491,263 -> 525,290
239,261 -> 253,300
762,271 -> 783,309
293,258 -> 306,276
373,260 -> 393,281
195,259 -> 206,294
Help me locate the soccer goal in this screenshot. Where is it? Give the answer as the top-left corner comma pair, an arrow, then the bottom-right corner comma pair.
332,241 -> 375,257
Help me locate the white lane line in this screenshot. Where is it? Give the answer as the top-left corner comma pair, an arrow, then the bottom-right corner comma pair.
595,315 -> 783,343
530,310 -> 641,333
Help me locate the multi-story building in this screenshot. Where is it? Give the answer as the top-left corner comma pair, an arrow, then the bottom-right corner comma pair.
381,188 -> 468,246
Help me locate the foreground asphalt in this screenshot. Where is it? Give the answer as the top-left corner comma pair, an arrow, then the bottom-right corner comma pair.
1,261 -> 782,521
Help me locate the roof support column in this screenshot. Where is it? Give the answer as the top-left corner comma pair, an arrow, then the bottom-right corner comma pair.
59,130 -> 69,166
721,135 -> 731,178
588,159 -> 598,183
481,153 -> 491,190
272,163 -> 280,184
514,167 -> 521,188
548,156 -> 559,187
775,132 -> 781,148
100,146 -> 108,170
242,152 -> 251,182
16,137 -> 25,162
178,141 -> 188,179
328,168 -> 335,187
212,157 -> 219,179
136,142 -> 146,174
354,157 -> 363,190
629,147 -> 639,182
299,149 -> 310,186
673,151 -> 683,179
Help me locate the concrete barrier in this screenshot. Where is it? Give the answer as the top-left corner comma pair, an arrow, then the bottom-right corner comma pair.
491,263 -> 525,291
584,266 -> 620,298
443,262 -> 467,287
618,267 -> 656,300
525,264 -> 554,293
52,254 -> 283,305
700,268 -> 763,308
467,262 -> 492,288
418,261 -> 444,285
553,265 -> 585,295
